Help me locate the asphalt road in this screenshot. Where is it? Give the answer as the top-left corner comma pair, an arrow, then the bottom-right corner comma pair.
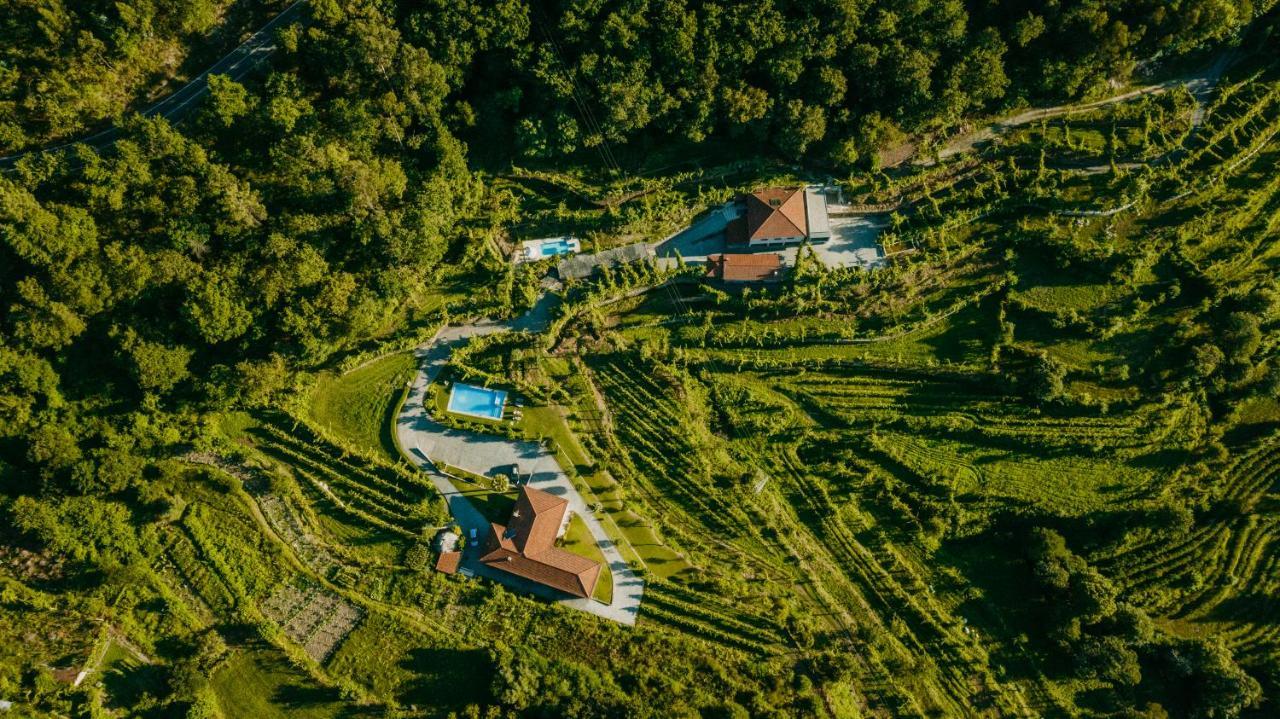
0,0 -> 309,170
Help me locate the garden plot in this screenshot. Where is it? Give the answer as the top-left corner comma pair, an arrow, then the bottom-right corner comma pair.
261,583 -> 364,662
258,494 -> 343,576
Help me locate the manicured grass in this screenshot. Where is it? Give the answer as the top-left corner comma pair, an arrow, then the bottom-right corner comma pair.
212,648 -> 349,719
560,513 -> 614,604
308,351 -> 417,459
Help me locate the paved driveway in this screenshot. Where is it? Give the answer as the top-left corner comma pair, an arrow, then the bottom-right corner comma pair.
655,201 -> 741,263
816,214 -> 886,269
396,298 -> 644,625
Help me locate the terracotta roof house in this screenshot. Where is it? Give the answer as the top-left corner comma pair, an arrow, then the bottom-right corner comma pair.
726,187 -> 831,247
479,486 -> 601,599
705,253 -> 785,283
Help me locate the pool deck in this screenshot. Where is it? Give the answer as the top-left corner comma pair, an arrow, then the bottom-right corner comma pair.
395,295 -> 644,625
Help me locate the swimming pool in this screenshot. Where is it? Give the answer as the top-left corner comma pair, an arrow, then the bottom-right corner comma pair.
540,238 -> 575,256
519,236 -> 580,262
447,383 -> 507,420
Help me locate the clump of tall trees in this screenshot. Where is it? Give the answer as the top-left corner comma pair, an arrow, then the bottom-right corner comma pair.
1026,528 -> 1261,717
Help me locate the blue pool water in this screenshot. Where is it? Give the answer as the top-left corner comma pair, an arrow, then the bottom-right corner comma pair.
539,239 -> 575,256
447,383 -> 507,420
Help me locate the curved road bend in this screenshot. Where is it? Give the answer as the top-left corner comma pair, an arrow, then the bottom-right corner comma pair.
396,295 -> 645,626
0,0 -> 309,170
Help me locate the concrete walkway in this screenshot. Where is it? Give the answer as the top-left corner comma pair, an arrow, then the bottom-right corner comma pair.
395,296 -> 644,625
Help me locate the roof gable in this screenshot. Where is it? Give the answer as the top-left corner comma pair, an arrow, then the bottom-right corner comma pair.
507,486 -> 567,554
745,188 -> 808,241
478,487 -> 602,598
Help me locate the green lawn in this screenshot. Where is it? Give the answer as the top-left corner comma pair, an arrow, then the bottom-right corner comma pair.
308,351 -> 417,460
212,648 -> 351,719
94,637 -> 169,711
325,612 -> 491,711
560,513 -> 614,604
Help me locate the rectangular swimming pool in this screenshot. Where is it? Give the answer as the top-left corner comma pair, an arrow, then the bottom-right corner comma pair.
540,238 -> 575,256
447,383 -> 507,420
540,236 -> 581,255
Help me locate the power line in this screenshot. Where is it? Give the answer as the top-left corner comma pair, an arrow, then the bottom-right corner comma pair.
527,4 -> 623,176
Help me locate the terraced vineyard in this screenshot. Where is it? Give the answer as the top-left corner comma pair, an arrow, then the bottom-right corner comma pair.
8,12 -> 1280,717
579,78 -> 1280,710
582,350 -> 1053,717
251,418 -> 438,539
1100,436 -> 1280,675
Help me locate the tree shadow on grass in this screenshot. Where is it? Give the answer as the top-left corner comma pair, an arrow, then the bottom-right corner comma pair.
397,647 -> 494,710
917,302 -> 999,365
102,663 -> 169,709
936,531 -> 1079,717
272,682 -> 345,707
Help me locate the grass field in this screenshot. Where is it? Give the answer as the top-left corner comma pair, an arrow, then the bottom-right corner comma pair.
308,351 -> 418,459
212,648 -> 352,719
561,513 -> 614,604
324,612 -> 490,713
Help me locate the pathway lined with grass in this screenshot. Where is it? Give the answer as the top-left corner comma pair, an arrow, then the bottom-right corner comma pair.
395,296 -> 644,625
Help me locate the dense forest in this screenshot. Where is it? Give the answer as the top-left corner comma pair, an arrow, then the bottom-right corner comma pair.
3,0 -> 1280,717
4,1 -> 1271,159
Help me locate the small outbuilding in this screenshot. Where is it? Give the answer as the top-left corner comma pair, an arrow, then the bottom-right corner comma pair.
705,253 -> 785,283
435,551 -> 462,575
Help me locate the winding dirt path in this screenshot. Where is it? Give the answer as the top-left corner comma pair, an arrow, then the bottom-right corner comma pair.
899,49 -> 1239,168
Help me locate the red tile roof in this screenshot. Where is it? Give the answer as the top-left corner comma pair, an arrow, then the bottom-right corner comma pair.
505,485 -> 566,554
435,551 -> 462,574
706,253 -> 784,282
479,487 -> 601,598
744,188 -> 808,242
